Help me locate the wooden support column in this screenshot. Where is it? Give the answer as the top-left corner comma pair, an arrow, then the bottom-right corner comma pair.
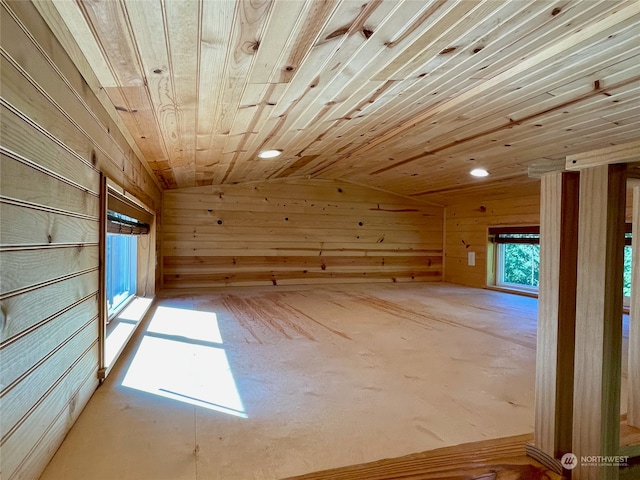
534,172 -> 580,461
573,164 -> 626,480
98,174 -> 108,382
629,185 -> 640,428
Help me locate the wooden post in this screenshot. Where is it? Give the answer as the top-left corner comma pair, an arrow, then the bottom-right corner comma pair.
573,164 -> 626,480
629,185 -> 640,428
534,172 -> 580,461
98,174 -> 108,381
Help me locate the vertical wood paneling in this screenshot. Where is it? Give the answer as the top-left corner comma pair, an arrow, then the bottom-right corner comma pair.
161,179 -> 443,288
0,2 -> 159,478
630,185 -> 640,428
534,172 -> 579,459
98,175 -> 107,380
572,164 -> 626,480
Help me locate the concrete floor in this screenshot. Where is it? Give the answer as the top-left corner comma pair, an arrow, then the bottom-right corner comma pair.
39,283 -> 630,480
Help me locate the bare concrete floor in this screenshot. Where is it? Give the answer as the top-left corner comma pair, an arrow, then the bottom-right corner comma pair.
39,283 -> 629,480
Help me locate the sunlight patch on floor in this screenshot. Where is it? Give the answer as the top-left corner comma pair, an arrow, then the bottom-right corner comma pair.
146,306 -> 223,344
122,306 -> 246,418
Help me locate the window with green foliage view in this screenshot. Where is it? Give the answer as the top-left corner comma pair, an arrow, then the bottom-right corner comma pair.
491,228 -> 631,297
495,233 -> 540,290
624,245 -> 632,297
498,243 -> 540,288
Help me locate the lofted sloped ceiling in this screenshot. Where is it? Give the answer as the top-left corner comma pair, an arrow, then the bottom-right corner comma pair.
36,0 -> 640,200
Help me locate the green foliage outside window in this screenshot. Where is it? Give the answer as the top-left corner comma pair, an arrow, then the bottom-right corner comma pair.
501,243 -> 540,287
499,241 -> 632,296
624,245 -> 632,297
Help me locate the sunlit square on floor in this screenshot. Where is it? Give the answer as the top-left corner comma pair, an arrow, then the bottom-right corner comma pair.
122,306 -> 246,418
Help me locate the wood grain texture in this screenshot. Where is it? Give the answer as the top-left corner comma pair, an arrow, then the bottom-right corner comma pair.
572,164 -> 626,480
443,182 -> 541,288
2,0 -> 161,209
566,139 -> 640,170
284,433 -> 562,480
161,179 -> 443,288
41,283 -> 543,479
0,3 -> 159,479
629,186 -> 640,428
34,0 -> 640,197
535,172 -> 579,458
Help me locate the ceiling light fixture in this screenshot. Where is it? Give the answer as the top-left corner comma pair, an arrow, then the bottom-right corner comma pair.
258,149 -> 283,159
470,168 -> 489,177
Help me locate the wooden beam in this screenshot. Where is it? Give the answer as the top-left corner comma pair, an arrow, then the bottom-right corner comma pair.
528,158 -> 566,178
566,140 -> 640,171
534,172 -> 579,461
626,163 -> 640,181
629,185 -> 640,428
573,164 -> 626,480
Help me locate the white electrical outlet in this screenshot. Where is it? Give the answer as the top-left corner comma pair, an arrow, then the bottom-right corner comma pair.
468,251 -> 476,266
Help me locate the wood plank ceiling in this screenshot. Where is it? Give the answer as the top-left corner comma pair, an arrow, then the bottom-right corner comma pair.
38,0 -> 640,200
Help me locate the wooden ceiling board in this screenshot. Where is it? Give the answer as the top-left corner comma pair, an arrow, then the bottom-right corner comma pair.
122,0 -> 194,186
277,0 -> 483,158
421,41 -> 639,142
78,0 -> 144,87
314,1 -> 583,160
195,0 -> 235,185
164,0 -> 200,185
325,30 -> 640,183
250,0 -> 382,158
386,74 -> 637,164
216,0 -> 275,184
46,0 -> 118,88
281,0 -> 419,133
104,85 -> 174,188
320,1 -> 636,166
37,0 -> 640,198
342,20 -> 636,171
277,0 -> 491,161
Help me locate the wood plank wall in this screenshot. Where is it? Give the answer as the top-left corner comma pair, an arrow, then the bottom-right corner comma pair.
0,2 -> 161,478
443,182 -> 541,288
161,180 -> 443,288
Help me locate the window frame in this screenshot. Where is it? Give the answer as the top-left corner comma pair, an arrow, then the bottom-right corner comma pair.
99,178 -> 156,380
487,224 -> 632,301
106,232 -> 139,320
487,225 -> 540,295
495,242 -> 540,292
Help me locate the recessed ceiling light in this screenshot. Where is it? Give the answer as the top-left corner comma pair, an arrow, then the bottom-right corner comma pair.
470,168 -> 489,177
258,149 -> 282,159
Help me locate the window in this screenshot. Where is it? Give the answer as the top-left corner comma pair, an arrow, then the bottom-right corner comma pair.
490,227 -> 540,291
488,225 -> 633,298
106,233 -> 137,318
105,208 -> 149,319
624,227 -> 632,298
100,182 -> 155,379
